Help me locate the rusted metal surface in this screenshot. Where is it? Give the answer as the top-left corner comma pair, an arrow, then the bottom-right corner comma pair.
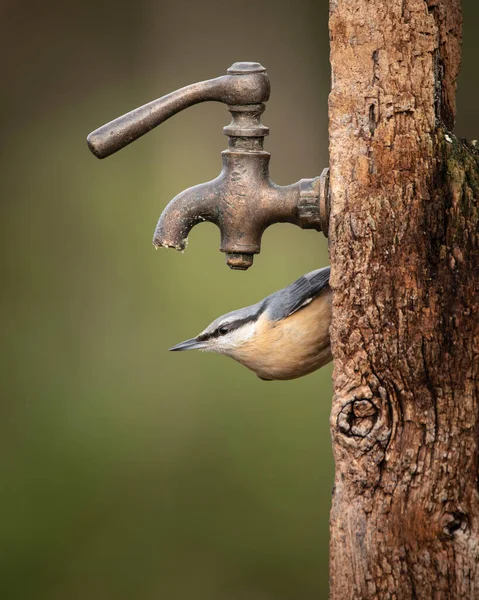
87,62 -> 329,269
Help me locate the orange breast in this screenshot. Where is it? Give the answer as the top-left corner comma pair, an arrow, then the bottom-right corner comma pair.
233,289 -> 333,380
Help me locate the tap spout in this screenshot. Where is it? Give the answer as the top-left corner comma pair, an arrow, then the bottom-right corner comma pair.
152,147 -> 329,270
152,176 -> 223,252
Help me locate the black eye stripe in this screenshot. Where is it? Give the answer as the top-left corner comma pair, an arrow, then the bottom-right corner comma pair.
217,316 -> 255,335
199,314 -> 258,342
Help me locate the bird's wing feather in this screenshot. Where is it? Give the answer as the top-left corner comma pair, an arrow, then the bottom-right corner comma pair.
266,266 -> 331,321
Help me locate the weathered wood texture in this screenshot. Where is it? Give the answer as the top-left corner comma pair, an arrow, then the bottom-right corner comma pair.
328,0 -> 479,598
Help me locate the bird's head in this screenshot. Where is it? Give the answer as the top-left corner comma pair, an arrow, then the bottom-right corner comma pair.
169,302 -> 264,357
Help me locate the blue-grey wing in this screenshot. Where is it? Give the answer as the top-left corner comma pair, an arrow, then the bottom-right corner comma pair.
266,266 -> 331,321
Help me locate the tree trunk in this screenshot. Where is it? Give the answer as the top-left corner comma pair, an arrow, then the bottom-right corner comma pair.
328,1 -> 479,598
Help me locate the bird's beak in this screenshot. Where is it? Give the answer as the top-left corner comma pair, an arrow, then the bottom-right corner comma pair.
169,337 -> 207,352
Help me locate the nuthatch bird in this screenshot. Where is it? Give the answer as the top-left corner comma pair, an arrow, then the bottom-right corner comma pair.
170,266 -> 332,380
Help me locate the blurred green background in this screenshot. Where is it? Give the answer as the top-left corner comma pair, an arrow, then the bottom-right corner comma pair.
2,1 -> 478,598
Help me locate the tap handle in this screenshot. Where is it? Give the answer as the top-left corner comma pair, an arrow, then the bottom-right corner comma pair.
87,62 -> 270,159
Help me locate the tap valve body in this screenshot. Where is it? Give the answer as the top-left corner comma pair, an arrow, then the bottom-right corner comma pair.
87,62 -> 329,270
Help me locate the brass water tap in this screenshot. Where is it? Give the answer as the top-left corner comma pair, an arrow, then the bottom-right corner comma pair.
87,62 -> 329,270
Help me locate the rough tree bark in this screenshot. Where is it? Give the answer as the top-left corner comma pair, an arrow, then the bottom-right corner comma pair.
328,0 -> 479,598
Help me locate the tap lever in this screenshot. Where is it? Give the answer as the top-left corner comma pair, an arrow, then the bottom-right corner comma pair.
87,62 -> 270,159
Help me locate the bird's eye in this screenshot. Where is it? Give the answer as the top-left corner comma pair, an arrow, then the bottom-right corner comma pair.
218,325 -> 230,335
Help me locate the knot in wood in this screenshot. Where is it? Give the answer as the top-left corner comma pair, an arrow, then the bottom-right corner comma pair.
337,399 -> 378,438
441,512 -> 469,539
